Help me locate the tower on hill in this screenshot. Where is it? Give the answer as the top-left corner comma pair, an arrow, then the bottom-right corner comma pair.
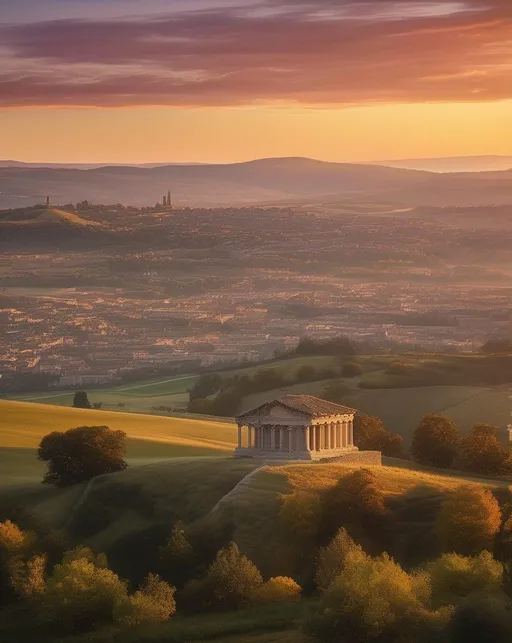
167,190 -> 172,210
46,195 -> 50,207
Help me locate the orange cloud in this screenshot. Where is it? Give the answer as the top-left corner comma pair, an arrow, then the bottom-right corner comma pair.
0,0 -> 511,107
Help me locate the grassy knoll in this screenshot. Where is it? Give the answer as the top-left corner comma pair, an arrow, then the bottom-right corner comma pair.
0,399 -> 236,485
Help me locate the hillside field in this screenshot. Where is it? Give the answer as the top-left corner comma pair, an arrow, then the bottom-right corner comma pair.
0,399 -> 236,485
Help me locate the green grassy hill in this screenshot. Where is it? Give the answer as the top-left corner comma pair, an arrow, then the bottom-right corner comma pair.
0,399 -> 236,485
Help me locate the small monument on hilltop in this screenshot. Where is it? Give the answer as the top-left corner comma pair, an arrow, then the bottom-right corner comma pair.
234,394 -> 381,464
46,195 -> 50,207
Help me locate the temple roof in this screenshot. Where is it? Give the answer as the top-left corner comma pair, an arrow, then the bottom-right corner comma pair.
237,394 -> 357,421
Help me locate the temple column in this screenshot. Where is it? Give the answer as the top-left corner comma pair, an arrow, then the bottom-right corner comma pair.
311,425 -> 316,451
288,428 -> 292,453
279,428 -> 283,452
349,420 -> 354,447
247,426 -> 252,448
238,425 -> 242,448
304,426 -> 309,451
270,428 -> 275,451
330,423 -> 335,450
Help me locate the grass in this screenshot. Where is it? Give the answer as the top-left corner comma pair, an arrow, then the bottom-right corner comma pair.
0,399 -> 236,486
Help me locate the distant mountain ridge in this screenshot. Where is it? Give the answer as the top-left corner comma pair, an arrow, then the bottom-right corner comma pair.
1,156 -> 511,209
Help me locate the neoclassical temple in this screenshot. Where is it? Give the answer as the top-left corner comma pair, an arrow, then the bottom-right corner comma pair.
234,394 -> 359,461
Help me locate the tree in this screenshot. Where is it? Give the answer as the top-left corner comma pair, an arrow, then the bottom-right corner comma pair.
411,414 -> 460,469
436,485 -> 502,555
341,361 -> 363,378
320,469 -> 387,547
354,415 -> 405,458
73,391 -> 91,409
8,553 -> 47,600
296,364 -> 318,383
458,424 -> 512,476
114,573 -> 176,627
427,551 -> 503,608
39,548 -> 128,633
189,374 -> 223,400
38,425 -> 127,487
0,519 -> 34,604
159,521 -> 194,587
183,542 -> 263,611
448,591 -> 512,643
315,528 -> 365,593
306,551 -> 445,643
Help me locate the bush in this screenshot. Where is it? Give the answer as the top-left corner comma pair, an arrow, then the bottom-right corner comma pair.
295,365 -> 318,383
8,553 -> 47,600
448,591 -> 512,643
0,520 -> 36,604
315,528 -> 365,593
279,491 -> 322,546
428,551 -> 503,608
341,361 -> 363,378
457,424 -> 512,476
189,373 -> 223,400
37,425 -> 127,487
250,577 -> 302,604
39,548 -> 128,633
411,414 -> 460,469
114,573 -> 176,627
435,485 -> 502,555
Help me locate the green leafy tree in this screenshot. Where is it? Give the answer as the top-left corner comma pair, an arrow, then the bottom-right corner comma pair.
114,573 -> 176,627
315,528 -> 365,593
38,425 -> 127,487
457,424 -> 512,476
73,391 -> 91,409
448,591 -> 512,643
39,548 -> 128,633
427,551 -> 503,607
183,542 -> 263,611
306,551 -> 446,643
189,374 -> 223,400
411,414 -> 460,468
435,485 -> 502,555
355,415 -> 405,458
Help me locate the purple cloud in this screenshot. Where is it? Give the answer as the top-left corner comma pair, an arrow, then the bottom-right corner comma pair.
0,0 -> 511,107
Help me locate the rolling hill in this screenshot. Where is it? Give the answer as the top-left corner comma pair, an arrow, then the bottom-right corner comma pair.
1,157 -> 512,209
0,399 -> 236,485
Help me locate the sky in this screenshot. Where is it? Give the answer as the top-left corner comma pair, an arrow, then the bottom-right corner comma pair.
0,0 -> 511,163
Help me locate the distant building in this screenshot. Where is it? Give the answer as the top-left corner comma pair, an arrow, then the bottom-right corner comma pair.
234,394 -> 381,464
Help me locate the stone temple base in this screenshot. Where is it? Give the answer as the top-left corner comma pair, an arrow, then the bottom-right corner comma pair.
233,447 -> 381,465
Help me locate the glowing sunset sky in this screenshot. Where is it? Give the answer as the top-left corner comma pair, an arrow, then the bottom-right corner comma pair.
1,0 -> 511,163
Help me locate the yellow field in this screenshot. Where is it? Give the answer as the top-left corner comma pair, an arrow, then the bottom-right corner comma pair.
0,399 -> 236,485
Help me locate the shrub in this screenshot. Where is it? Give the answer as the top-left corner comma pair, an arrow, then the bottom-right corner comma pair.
250,576 -> 302,604
448,591 -> 512,643
39,550 -> 128,632
295,365 -> 318,383
435,485 -> 502,555
114,573 -> 176,627
457,424 -> 512,476
315,528 -> 365,593
37,425 -> 127,487
428,551 -> 503,607
0,520 -> 35,604
411,414 -> 460,469
341,361 -> 363,378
